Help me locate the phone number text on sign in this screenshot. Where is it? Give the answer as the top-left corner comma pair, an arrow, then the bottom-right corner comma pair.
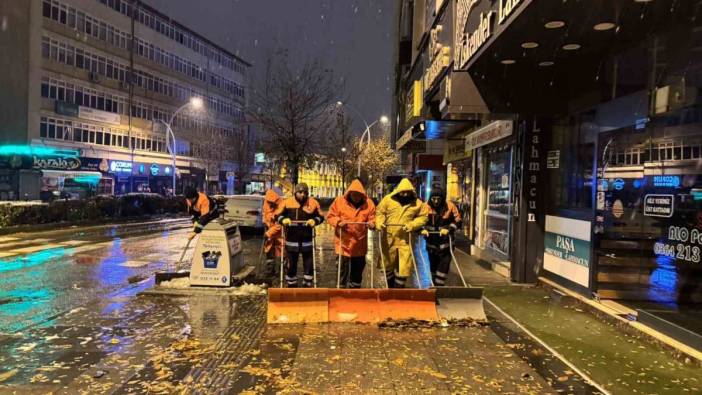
653,226 -> 702,264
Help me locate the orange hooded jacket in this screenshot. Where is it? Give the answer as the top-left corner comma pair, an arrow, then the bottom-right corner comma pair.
326,179 -> 376,257
263,189 -> 283,255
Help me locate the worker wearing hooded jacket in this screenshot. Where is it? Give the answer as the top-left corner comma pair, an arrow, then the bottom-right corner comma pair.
421,187 -> 462,286
263,188 -> 284,276
327,179 -> 376,288
184,186 -> 220,240
275,183 -> 324,287
375,178 -> 429,288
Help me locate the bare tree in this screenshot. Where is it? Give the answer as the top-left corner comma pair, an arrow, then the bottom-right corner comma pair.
191,128 -> 236,194
320,109 -> 356,189
232,125 -> 257,193
248,50 -> 343,185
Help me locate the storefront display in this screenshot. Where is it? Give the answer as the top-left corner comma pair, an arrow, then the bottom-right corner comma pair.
484,147 -> 512,258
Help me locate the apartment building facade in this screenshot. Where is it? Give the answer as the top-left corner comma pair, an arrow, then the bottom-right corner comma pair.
0,0 -> 249,200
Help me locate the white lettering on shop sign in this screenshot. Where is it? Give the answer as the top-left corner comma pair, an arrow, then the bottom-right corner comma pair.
653,225 -> 702,264
498,0 -> 524,25
464,120 -> 513,151
456,11 -> 494,70
424,25 -> 451,94
455,0 -> 525,70
527,121 -> 540,221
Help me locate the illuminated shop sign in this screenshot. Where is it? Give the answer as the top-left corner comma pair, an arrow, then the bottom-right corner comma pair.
613,178 -> 625,191
150,164 -> 160,176
423,25 -> 451,94
653,175 -> 680,188
455,0 -> 527,70
109,160 -> 133,173
33,156 -> 81,171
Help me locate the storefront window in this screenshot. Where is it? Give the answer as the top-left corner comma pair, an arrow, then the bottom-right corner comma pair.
549,116 -> 595,211
484,147 -> 512,258
593,22 -> 702,303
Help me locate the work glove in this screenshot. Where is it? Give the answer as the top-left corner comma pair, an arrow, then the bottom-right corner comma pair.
402,224 -> 413,233
440,228 -> 450,236
376,222 -> 386,232
420,229 -> 429,237
306,219 -> 316,227
366,222 -> 375,230
281,218 -> 292,226
187,232 -> 197,241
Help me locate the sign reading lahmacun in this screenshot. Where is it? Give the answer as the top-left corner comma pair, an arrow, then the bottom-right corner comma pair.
464,120 -> 513,151
455,0 -> 528,70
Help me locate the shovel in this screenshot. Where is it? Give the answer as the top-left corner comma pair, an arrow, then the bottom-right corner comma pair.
422,231 -> 486,322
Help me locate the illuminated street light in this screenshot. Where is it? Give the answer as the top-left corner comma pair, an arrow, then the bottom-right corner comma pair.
161,97 -> 204,195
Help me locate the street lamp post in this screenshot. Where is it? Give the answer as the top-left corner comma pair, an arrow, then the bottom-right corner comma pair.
356,116 -> 390,177
160,97 -> 203,195
341,146 -> 347,189
334,102 -> 389,177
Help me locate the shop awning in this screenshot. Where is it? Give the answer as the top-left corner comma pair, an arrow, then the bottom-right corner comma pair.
397,120 -> 475,150
41,170 -> 103,179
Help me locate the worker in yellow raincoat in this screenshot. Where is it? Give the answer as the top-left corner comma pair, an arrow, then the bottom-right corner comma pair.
375,178 -> 429,288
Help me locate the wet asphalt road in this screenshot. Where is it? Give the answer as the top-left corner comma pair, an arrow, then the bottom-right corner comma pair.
0,219 -> 266,334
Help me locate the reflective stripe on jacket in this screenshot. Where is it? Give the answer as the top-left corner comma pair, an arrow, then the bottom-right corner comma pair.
425,200 -> 462,248
274,196 -> 324,244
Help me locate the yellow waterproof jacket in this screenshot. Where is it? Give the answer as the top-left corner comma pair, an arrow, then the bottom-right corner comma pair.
375,179 -> 429,239
375,179 -> 429,277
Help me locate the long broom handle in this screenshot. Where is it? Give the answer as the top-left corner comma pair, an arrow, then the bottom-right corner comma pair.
337,227 -> 343,289
423,232 -> 468,288
175,237 -> 193,272
378,230 -> 390,289
407,233 -> 423,288
448,236 -> 468,288
280,226 -> 286,287
312,227 -> 317,288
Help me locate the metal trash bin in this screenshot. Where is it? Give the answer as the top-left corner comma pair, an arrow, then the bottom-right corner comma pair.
189,218 -> 244,287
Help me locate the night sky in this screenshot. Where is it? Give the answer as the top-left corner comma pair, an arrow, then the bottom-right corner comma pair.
144,0 -> 396,133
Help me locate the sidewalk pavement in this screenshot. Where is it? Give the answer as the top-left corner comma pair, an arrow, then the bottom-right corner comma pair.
448,236 -> 702,394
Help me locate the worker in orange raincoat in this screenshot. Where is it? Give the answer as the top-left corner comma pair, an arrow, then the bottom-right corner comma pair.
375,178 -> 429,288
263,188 -> 284,276
275,183 -> 324,288
184,186 -> 220,240
327,179 -> 376,288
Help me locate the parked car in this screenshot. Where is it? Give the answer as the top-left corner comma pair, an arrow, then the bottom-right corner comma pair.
216,194 -> 264,230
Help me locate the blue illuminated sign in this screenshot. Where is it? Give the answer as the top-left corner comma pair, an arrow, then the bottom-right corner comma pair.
653,175 -> 680,188
600,179 -> 609,191
613,178 -> 625,191
150,164 -> 160,176
139,164 -> 145,174
633,179 -> 642,189
109,160 -> 133,173
164,166 -> 171,175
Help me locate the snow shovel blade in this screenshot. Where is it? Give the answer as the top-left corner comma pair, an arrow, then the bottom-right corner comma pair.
328,289 -> 439,323
434,287 -> 487,322
267,288 -> 329,324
